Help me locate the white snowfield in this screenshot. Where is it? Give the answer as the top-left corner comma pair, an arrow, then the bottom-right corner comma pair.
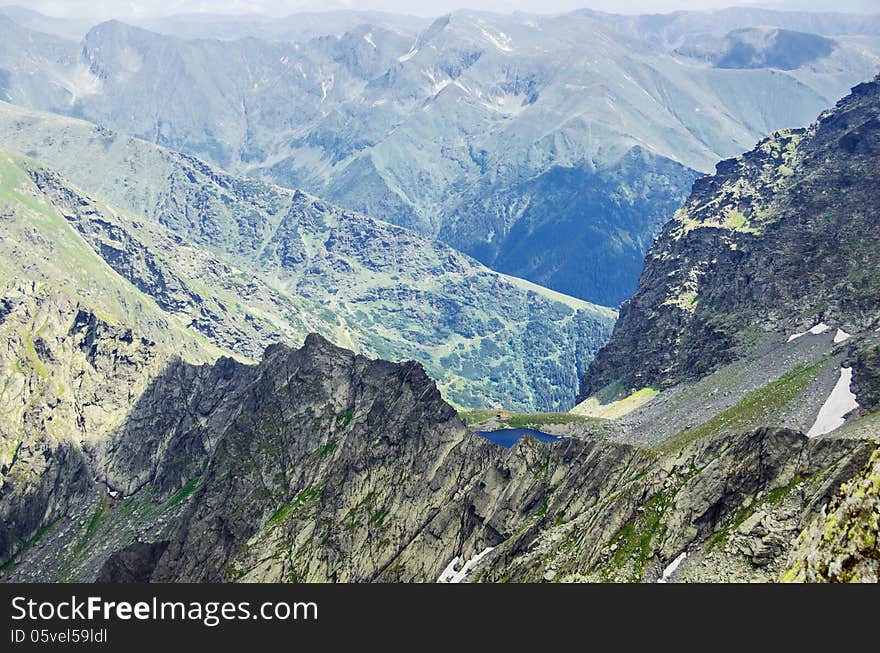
833,328 -> 852,343
437,547 -> 495,583
787,322 -> 831,342
807,367 -> 860,437
656,552 -> 687,583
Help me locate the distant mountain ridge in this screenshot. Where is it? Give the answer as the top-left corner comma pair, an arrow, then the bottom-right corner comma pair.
0,105 -> 614,411
1,9 -> 878,304
2,72 -> 879,584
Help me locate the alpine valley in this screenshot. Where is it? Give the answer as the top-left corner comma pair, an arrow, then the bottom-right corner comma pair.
0,6 -> 878,584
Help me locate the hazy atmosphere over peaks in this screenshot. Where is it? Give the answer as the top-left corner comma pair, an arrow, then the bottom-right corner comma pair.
11,1 -> 880,19
1,3 -> 878,305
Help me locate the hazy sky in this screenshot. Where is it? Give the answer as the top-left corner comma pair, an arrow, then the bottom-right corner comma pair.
16,0 -> 880,19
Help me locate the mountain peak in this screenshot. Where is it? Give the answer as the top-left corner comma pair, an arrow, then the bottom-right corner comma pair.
580,67 -> 880,399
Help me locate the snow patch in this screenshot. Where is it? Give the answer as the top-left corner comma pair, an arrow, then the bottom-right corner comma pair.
787,322 -> 830,342
479,27 -> 513,52
437,547 -> 495,583
320,75 -> 334,102
480,91 -> 529,115
431,79 -> 450,96
363,32 -> 376,48
807,367 -> 859,437
833,328 -> 851,343
398,47 -> 418,62
656,552 -> 687,583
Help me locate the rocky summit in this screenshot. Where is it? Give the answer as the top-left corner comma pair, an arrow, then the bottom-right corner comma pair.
580,72 -> 880,399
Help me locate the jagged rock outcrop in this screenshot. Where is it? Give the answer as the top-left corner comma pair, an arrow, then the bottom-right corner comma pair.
581,73 -> 880,399
782,447 -> 880,582
4,323 -> 875,582
0,283 -> 169,567
149,335 -> 489,582
466,427 -> 875,582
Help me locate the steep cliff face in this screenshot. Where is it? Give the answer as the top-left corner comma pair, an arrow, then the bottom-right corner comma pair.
580,73 -> 880,399
146,335 -> 489,582
471,428 -> 874,583
2,329 -> 493,582
0,284 -> 171,567
562,73 -> 880,583
850,336 -> 880,413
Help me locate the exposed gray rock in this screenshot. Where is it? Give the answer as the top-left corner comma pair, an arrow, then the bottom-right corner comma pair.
581,73 -> 880,399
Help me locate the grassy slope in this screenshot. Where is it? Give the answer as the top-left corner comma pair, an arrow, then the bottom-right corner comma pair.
0,102 -> 616,411
0,149 -> 217,361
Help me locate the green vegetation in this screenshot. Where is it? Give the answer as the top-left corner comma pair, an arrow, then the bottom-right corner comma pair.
506,413 -> 586,428
458,409 -> 497,425
765,475 -> 806,505
573,384 -> 659,419
166,477 -> 200,508
268,486 -> 324,524
313,441 -> 338,458
658,359 -> 826,453
341,490 -> 390,532
336,410 -> 354,429
370,507 -> 390,528
22,333 -> 48,379
74,501 -> 107,553
598,491 -> 674,582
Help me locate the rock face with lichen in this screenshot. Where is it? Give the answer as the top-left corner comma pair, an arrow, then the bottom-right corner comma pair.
563,72 -> 880,583
850,337 -> 880,413
580,73 -> 880,399
781,447 -> 880,582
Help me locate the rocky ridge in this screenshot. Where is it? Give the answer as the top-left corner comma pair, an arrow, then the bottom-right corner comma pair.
4,325 -> 874,583
782,446 -> 880,582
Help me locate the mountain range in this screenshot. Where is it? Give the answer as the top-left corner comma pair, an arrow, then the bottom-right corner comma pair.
0,103 -> 615,413
1,58 -> 878,583
1,8 -> 878,304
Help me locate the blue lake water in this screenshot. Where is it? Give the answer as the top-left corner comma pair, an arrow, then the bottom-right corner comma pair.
475,428 -> 569,448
